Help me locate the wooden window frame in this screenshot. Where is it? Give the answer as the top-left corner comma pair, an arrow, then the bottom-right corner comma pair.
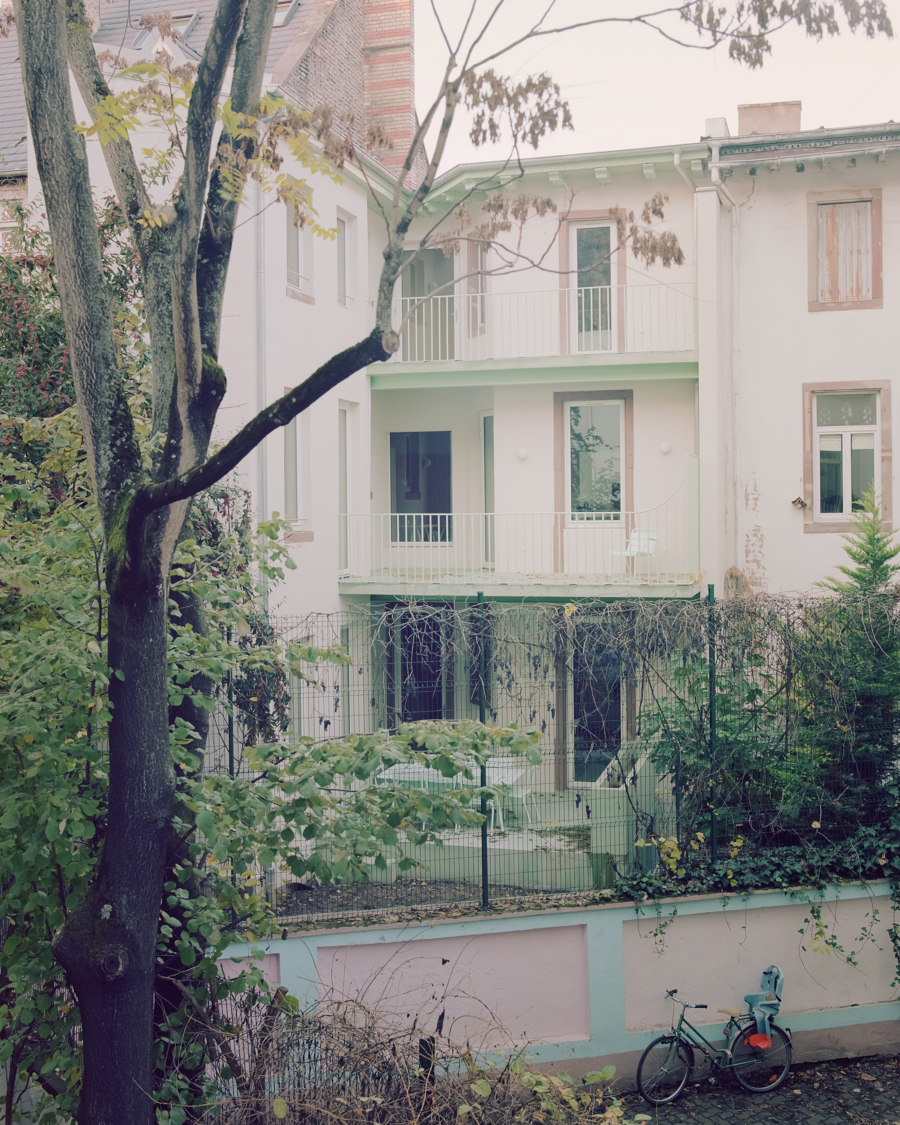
801,380 -> 892,533
807,190 -> 883,313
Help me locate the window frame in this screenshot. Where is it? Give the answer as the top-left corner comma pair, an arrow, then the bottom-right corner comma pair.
802,381 -> 892,533
389,430 -> 453,543
335,210 -> 357,309
385,603 -> 456,726
564,399 -> 625,521
558,211 -> 626,354
807,189 -> 883,313
285,204 -> 314,303
467,239 -> 488,336
554,391 -> 633,526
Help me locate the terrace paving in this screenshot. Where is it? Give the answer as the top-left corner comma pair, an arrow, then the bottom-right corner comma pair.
620,1054 -> 900,1124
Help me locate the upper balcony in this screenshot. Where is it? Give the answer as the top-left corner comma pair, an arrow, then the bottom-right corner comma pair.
389,282 -> 697,368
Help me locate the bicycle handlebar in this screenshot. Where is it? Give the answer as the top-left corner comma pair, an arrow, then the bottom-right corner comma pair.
665,990 -> 707,1009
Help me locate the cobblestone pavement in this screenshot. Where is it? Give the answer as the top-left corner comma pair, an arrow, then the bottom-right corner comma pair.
620,1055 -> 900,1124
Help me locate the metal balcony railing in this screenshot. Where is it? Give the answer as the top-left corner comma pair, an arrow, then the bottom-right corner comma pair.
391,282 -> 697,364
340,458 -> 699,589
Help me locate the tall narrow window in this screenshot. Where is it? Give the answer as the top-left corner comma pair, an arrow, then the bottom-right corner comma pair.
572,627 -> 621,783
338,406 -> 349,570
814,392 -> 878,518
336,217 -> 348,307
482,415 -> 495,565
572,224 -> 613,352
817,201 -> 872,304
390,431 -> 452,542
468,240 -> 487,334
284,413 -> 299,522
387,605 -> 454,724
286,207 -> 312,294
567,401 -> 623,518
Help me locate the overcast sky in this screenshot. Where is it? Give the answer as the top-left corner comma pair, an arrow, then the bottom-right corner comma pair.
414,0 -> 900,170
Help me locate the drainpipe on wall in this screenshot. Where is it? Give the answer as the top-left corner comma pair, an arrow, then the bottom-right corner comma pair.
709,142 -> 742,584
255,181 -> 270,610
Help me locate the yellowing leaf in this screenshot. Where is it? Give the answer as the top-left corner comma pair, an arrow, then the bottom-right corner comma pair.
272,1097 -> 288,1119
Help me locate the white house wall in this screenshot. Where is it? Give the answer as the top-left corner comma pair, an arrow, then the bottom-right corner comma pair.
726,147 -> 900,592
218,156 -> 379,616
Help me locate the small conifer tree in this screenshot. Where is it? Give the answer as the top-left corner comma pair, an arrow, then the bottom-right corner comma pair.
806,487 -> 900,824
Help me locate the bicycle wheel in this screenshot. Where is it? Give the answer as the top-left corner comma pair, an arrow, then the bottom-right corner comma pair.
636,1035 -> 693,1105
728,1022 -> 791,1092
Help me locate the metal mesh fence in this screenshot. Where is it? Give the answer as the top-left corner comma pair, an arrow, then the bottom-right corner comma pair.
205,594 -> 900,925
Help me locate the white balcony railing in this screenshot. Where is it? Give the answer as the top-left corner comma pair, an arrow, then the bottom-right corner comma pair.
391,282 -> 697,364
340,458 -> 699,589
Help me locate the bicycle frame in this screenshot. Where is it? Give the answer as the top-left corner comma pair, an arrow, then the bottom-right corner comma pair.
666,995 -> 754,1075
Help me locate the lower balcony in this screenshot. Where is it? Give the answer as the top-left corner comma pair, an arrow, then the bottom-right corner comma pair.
339,459 -> 700,598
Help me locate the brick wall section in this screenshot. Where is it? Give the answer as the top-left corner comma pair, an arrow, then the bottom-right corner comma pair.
362,0 -> 425,179
278,0 -> 425,181
280,0 -> 367,157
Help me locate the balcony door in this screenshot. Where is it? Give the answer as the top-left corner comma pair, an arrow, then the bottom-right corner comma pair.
401,248 -> 455,361
572,629 -> 622,783
482,414 -> 495,566
386,604 -> 455,724
554,392 -> 633,580
570,223 -> 615,353
390,430 -> 452,543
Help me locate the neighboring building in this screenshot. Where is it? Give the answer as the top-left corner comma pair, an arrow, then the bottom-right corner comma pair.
709,101 -> 900,593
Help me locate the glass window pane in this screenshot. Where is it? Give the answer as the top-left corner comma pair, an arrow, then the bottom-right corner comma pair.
816,392 -> 877,427
390,432 -> 452,541
851,433 -> 875,509
819,435 -> 843,514
576,226 -> 612,289
569,403 -> 621,515
573,627 -> 620,783
576,227 -> 612,341
336,217 -> 347,305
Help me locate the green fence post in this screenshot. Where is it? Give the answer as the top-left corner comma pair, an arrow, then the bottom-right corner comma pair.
477,591 -> 490,910
708,584 -> 718,861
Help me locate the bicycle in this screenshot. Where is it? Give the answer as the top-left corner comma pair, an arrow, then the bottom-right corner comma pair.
636,987 -> 792,1105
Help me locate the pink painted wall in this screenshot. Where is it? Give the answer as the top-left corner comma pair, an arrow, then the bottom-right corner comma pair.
317,925 -> 591,1049
623,893 -> 895,1033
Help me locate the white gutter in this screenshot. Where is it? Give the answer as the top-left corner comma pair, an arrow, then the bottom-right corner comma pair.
672,149 -> 696,193
707,141 -> 741,577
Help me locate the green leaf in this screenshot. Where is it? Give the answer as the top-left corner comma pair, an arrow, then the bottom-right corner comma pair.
470,1077 -> 491,1098
272,1097 -> 289,1119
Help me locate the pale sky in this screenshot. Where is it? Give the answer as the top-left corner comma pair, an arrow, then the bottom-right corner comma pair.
414,0 -> 900,170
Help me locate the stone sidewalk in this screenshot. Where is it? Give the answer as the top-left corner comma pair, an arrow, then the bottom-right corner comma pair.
620,1054 -> 900,1124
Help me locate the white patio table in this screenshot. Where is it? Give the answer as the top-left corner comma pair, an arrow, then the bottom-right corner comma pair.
374,758 -> 533,832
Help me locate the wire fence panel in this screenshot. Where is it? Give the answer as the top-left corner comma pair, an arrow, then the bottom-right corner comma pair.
205,595 -> 900,926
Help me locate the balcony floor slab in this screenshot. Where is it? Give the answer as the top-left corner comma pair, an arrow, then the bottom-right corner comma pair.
338,573 -> 702,600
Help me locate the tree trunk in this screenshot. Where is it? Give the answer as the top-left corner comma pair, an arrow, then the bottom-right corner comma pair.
54,577 -> 175,1125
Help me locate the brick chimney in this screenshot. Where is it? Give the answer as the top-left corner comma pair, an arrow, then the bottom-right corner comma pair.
363,0 -> 417,175
738,101 -> 802,136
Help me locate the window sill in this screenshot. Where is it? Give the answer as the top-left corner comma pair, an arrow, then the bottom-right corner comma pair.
803,517 -> 893,534
283,528 -> 314,544
286,285 -> 315,306
808,298 -> 883,313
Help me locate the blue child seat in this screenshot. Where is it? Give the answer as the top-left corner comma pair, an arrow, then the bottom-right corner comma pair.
744,964 -> 784,1036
